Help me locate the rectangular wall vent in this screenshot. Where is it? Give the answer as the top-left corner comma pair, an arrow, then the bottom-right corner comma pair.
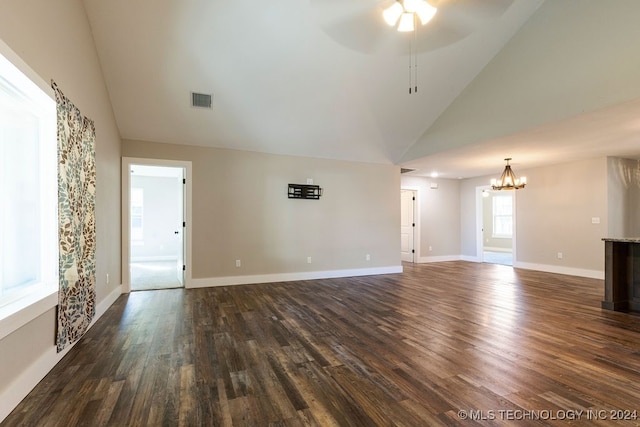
401,168 -> 416,174
191,92 -> 212,109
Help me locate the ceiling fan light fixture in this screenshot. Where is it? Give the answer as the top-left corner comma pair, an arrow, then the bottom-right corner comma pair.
383,2 -> 404,26
403,0 -> 421,13
397,13 -> 415,32
415,2 -> 437,25
384,0 -> 437,30
383,0 -> 437,94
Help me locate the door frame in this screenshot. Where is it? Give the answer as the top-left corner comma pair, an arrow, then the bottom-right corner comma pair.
122,157 -> 192,292
400,187 -> 420,263
476,185 -> 517,265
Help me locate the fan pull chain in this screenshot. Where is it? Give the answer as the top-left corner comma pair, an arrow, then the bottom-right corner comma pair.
408,15 -> 418,95
408,31 -> 413,94
414,21 -> 418,93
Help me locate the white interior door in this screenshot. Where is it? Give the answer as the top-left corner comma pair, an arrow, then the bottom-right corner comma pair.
400,190 -> 416,262
176,168 -> 185,286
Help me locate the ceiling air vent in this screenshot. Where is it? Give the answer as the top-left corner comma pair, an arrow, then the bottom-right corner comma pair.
191,92 -> 212,109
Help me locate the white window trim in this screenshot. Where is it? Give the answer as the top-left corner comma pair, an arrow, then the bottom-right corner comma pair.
0,287 -> 57,340
0,39 -> 58,340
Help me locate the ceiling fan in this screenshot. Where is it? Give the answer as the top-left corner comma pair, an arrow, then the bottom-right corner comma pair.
311,0 -> 515,55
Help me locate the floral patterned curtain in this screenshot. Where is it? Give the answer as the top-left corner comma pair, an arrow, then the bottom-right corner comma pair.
52,81 -> 96,352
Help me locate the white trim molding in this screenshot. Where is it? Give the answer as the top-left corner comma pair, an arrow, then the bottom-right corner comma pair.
417,255 -> 462,263
483,247 -> 512,253
0,287 -> 57,341
189,266 -> 403,288
514,262 -> 604,280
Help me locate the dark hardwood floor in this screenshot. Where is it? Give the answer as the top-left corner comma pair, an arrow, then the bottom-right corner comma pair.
5,261 -> 640,426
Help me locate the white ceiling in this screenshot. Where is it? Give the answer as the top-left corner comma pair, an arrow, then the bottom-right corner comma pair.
402,97 -> 640,179
81,0 -> 640,178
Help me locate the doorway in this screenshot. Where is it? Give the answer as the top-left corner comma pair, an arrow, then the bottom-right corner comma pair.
122,158 -> 192,292
400,189 -> 417,262
478,187 -> 514,266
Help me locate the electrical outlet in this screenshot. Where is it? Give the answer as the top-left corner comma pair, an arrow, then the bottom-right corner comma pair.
235,259 -> 241,267
366,254 -> 370,261
307,256 -> 312,264
106,273 -> 109,284
557,252 -> 563,260
429,246 -> 433,251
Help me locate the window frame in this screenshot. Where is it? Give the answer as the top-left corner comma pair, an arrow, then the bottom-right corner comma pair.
0,40 -> 58,340
130,187 -> 144,244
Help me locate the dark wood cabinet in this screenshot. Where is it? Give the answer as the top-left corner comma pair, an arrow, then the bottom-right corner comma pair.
602,238 -> 640,312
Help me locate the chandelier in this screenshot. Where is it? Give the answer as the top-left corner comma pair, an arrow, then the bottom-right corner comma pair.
383,0 -> 437,94
491,158 -> 527,190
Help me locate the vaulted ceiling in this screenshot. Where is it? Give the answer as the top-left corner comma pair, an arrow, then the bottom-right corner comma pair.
82,0 -> 640,178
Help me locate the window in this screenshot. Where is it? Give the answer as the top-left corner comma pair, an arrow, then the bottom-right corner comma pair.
492,194 -> 513,238
0,46 -> 57,331
131,187 -> 144,243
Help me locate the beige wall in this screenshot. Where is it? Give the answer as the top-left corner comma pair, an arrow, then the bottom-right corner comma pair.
123,140 -> 401,278
461,157 -> 608,276
515,158 -> 606,272
400,176 -> 461,260
0,0 -> 122,417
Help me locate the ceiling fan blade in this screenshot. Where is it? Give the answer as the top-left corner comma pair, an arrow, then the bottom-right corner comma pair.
311,0 -> 396,54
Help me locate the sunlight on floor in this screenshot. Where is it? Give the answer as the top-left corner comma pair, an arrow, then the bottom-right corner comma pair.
483,251 -> 513,266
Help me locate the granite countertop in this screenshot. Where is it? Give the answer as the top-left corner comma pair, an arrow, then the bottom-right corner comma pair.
602,237 -> 640,242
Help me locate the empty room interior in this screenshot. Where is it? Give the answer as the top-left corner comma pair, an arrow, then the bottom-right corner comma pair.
3,0 -> 640,425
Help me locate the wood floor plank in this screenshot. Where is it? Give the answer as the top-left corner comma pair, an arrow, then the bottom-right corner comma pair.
6,261 -> 640,426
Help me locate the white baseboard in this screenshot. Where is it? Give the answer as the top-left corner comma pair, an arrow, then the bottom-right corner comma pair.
417,255 -> 462,263
514,262 -> 604,280
189,266 -> 403,288
483,247 -> 512,253
131,256 -> 177,263
414,255 -> 603,280
0,284 -> 122,423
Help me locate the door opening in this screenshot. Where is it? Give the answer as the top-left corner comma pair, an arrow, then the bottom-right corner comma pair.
129,165 -> 184,290
479,188 -> 514,266
122,158 -> 192,292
